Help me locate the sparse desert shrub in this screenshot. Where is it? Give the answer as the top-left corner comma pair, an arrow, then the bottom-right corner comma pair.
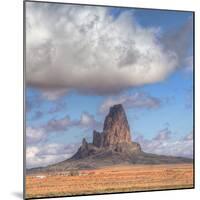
69,169 -> 79,176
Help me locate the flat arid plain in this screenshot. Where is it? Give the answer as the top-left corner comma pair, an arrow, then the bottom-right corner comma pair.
26,163 -> 193,199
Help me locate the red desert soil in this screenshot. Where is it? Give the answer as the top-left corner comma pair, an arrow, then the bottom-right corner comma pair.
26,163 -> 193,199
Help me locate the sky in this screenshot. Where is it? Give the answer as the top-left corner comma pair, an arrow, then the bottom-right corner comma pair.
25,2 -> 194,168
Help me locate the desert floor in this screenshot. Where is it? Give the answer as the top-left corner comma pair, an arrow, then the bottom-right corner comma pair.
26,163 -> 193,199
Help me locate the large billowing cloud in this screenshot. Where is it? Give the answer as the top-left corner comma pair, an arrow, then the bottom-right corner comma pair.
162,17 -> 193,67
26,2 -> 192,98
135,129 -> 193,158
99,92 -> 161,113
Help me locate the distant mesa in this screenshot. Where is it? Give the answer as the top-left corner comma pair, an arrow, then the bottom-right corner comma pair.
28,104 -> 192,173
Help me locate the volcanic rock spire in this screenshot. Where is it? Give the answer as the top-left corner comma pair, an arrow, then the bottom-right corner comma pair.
102,104 -> 132,147
92,104 -> 132,148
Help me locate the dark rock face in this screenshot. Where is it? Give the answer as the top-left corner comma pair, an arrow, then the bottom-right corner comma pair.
102,104 -> 132,147
113,142 -> 142,153
92,104 -> 132,149
93,130 -> 102,147
72,138 -> 89,159
82,138 -> 88,148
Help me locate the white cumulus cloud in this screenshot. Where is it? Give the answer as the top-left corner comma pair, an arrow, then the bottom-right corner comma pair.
26,2 -> 190,98
135,129 -> 193,158
26,143 -> 79,168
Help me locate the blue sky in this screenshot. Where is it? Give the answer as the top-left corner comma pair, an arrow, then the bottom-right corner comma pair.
26,2 -> 193,168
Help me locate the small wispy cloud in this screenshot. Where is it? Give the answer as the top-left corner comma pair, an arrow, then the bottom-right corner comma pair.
99,92 -> 161,114
135,129 -> 193,158
41,89 -> 69,101
26,127 -> 47,145
26,143 -> 80,168
183,56 -> 193,73
43,112 -> 102,133
45,115 -> 73,132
